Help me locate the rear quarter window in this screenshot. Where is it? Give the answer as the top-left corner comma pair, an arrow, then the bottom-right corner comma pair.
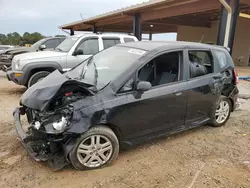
188,50 -> 214,78
213,50 -> 228,68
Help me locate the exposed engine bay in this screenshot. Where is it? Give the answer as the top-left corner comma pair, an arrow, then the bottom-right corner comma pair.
21,84 -> 93,170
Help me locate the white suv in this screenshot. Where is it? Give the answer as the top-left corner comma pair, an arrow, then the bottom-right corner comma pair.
7,33 -> 138,87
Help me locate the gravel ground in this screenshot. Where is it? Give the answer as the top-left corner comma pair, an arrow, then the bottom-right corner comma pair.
0,71 -> 250,188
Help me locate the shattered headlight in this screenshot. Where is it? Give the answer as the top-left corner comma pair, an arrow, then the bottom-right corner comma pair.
52,117 -> 67,131
32,106 -> 73,134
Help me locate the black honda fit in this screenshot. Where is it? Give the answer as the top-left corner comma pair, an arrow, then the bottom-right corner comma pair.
14,41 -> 238,170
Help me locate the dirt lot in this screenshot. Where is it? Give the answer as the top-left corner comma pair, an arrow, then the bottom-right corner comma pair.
0,70 -> 250,188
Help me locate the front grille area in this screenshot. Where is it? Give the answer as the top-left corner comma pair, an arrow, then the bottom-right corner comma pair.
0,57 -> 11,64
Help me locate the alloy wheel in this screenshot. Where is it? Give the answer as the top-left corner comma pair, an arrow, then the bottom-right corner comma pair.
76,135 -> 113,168
215,100 -> 230,124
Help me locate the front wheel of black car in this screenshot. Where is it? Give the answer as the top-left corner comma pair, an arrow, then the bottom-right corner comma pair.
69,126 -> 119,170
210,97 -> 232,127
27,71 -> 50,88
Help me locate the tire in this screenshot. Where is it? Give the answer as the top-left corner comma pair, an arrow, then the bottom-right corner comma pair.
27,71 -> 50,88
69,125 -> 119,170
210,96 -> 232,127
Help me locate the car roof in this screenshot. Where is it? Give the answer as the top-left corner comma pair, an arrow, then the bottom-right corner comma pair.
45,37 -> 66,39
118,41 -> 228,52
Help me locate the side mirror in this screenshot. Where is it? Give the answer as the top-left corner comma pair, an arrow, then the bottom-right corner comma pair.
39,45 -> 46,50
73,49 -> 83,56
136,81 -> 152,92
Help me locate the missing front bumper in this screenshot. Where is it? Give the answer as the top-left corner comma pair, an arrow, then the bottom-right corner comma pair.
13,107 -> 71,170
13,107 -> 48,161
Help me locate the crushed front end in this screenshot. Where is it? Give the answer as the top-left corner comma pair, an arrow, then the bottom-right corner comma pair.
14,104 -> 77,170
13,70 -> 95,170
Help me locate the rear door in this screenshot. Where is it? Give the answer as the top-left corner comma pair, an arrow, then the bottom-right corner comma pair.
66,37 -> 100,69
185,49 -> 222,126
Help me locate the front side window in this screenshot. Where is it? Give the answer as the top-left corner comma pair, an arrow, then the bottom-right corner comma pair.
188,50 -> 213,78
103,38 -> 121,49
138,52 -> 180,87
77,38 -> 99,55
31,38 -> 46,50
119,76 -> 135,93
43,39 -> 61,49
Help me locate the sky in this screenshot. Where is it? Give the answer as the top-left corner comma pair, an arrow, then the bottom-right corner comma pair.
0,0 -> 177,41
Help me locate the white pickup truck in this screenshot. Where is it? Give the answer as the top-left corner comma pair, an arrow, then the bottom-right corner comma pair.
7,33 -> 138,87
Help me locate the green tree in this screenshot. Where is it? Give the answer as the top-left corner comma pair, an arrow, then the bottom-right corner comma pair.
0,34 -> 7,45
29,32 -> 44,44
0,32 -> 45,46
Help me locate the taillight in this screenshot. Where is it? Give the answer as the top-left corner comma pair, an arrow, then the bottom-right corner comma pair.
233,68 -> 238,85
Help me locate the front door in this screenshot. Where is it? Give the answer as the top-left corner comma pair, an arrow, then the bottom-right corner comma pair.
66,37 -> 99,70
185,49 -> 221,125
111,51 -> 188,141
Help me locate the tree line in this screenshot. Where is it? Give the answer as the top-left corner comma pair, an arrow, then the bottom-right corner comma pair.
0,32 -> 66,46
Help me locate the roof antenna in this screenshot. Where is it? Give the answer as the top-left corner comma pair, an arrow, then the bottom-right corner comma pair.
80,13 -> 84,20
61,29 -> 70,35
199,34 -> 204,43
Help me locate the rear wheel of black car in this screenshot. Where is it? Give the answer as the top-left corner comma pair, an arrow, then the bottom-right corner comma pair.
210,96 -> 232,127
27,71 -> 50,88
69,126 -> 119,170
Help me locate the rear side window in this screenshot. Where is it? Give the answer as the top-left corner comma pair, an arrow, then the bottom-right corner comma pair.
124,38 -> 135,43
188,50 -> 213,78
103,38 -> 121,49
214,50 -> 227,68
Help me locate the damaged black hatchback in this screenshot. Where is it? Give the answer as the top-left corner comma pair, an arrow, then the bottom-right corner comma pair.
14,41 -> 238,170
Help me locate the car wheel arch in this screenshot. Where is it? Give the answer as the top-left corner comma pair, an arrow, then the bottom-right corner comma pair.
89,123 -> 123,143
64,123 -> 122,160
22,61 -> 63,86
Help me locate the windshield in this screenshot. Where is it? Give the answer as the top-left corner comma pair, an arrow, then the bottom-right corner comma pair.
67,46 -> 147,90
31,38 -> 46,49
55,36 -> 79,52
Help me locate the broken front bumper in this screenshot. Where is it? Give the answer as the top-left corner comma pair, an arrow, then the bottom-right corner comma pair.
13,107 -> 48,161
13,107 -> 77,170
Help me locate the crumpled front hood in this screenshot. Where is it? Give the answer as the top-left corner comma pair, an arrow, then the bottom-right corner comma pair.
20,70 -> 94,111
14,51 -> 66,61
4,47 -> 31,55
20,70 -> 68,111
